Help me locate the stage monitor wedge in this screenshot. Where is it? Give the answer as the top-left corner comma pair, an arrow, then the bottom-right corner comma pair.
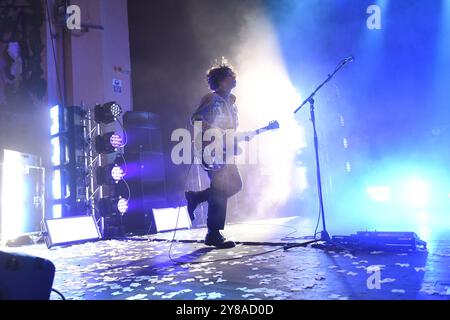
0,251 -> 55,300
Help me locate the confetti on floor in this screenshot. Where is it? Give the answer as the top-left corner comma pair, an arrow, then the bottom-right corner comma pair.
7,224 -> 450,301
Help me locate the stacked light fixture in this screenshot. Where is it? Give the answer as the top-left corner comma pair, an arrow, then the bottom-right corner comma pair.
48,105 -> 89,219
47,101 -> 129,243
89,102 -> 129,237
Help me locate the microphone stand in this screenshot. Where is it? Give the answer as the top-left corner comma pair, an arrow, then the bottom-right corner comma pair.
284,57 -> 353,251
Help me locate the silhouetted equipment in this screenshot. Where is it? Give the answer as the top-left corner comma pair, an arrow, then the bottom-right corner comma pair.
123,111 -> 167,234
0,251 -> 55,300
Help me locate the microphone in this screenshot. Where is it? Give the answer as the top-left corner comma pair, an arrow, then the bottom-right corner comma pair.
345,55 -> 355,63
335,55 -> 354,71
336,56 -> 355,70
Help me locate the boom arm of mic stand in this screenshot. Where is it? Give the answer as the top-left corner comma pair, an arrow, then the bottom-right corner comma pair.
294,59 -> 350,115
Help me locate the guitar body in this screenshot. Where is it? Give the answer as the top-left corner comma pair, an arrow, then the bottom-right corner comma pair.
196,121 -> 280,171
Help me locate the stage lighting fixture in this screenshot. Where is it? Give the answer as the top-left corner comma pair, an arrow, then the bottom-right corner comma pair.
152,206 -> 191,232
94,102 -> 122,124
96,164 -> 125,185
117,198 -> 129,214
110,133 -> 124,148
50,137 -> 61,166
98,197 -> 129,216
51,170 -> 62,200
50,105 -> 61,135
49,104 -> 90,219
41,215 -> 101,248
95,132 -> 123,154
52,204 -> 62,219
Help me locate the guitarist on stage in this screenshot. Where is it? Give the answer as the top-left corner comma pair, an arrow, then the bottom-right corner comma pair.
185,64 -> 249,249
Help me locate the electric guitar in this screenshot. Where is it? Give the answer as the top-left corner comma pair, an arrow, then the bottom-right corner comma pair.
195,120 -> 280,171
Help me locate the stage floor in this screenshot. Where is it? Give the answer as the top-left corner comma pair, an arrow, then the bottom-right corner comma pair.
4,217 -> 450,300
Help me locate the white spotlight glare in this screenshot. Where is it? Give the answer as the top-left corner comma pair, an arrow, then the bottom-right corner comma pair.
366,186 -> 391,202
232,12 -> 307,216
1,150 -> 25,241
404,178 -> 429,208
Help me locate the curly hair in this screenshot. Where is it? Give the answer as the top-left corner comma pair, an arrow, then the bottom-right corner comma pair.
206,65 -> 235,91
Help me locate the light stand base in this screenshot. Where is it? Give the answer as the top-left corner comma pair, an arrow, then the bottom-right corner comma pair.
320,230 -> 331,241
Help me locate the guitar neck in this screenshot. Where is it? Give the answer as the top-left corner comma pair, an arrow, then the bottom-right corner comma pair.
235,126 -> 272,142
254,127 -> 270,135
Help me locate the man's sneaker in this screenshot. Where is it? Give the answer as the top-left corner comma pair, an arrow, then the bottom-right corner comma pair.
204,231 -> 236,249
185,191 -> 197,221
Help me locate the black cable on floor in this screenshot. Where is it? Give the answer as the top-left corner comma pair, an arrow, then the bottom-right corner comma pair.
170,246 -> 285,265
164,162 -> 314,264
51,288 -> 66,300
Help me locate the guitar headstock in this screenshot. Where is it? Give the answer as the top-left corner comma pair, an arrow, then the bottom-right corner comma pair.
265,120 -> 280,131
